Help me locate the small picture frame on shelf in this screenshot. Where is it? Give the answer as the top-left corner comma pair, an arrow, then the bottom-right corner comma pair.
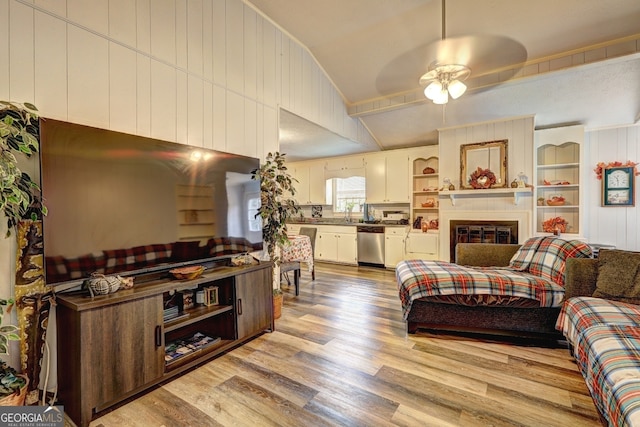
178,289 -> 194,310
203,286 -> 219,306
602,166 -> 635,207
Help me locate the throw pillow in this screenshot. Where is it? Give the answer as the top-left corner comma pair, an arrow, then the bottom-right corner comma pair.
509,237 -> 545,270
593,249 -> 640,303
527,237 -> 592,287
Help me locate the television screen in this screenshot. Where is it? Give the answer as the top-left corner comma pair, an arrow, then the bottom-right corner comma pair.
40,119 -> 262,286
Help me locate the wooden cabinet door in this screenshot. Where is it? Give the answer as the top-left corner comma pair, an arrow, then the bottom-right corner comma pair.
84,295 -> 164,410
335,232 -> 357,264
235,266 -> 273,340
385,234 -> 405,267
316,232 -> 337,261
308,161 -> 327,204
385,152 -> 410,203
292,164 -> 311,204
365,154 -> 386,203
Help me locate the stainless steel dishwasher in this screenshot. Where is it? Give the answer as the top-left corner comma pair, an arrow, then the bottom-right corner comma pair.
357,225 -> 385,266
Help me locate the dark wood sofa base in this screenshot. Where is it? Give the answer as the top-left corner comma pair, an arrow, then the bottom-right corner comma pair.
406,299 -> 565,342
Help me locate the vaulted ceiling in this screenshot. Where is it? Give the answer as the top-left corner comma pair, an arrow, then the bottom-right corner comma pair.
247,0 -> 640,161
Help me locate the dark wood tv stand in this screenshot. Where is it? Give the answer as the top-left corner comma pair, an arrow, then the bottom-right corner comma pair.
56,262 -> 273,427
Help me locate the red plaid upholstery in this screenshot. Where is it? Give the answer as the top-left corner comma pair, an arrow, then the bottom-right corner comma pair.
104,243 -> 173,274
206,237 -> 255,257
65,252 -> 107,279
509,236 -> 544,270
45,256 -> 69,283
509,237 -> 592,286
526,238 -> 591,286
396,260 -> 565,319
557,297 -> 640,427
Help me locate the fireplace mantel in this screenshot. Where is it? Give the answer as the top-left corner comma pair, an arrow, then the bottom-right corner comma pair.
439,187 -> 532,206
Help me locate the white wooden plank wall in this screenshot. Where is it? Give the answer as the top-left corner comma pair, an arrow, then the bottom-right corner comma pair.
438,116 -> 535,215
0,0 -> 371,160
585,125 -> 640,251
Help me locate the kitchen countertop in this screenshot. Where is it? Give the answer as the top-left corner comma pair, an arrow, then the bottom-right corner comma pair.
288,219 -> 409,227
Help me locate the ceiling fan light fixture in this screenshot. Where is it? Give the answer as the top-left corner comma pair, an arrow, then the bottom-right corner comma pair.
448,79 -> 467,99
419,64 -> 470,104
432,89 -> 449,105
424,81 -> 442,100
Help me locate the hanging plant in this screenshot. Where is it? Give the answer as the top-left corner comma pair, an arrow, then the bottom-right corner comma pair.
594,160 -> 640,180
0,101 -> 47,237
251,152 -> 301,264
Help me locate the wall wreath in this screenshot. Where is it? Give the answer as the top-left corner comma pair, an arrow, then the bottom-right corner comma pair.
468,167 -> 497,189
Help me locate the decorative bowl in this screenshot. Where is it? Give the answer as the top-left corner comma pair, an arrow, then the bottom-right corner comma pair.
421,199 -> 435,208
170,265 -> 205,280
422,167 -> 436,174
546,198 -> 565,206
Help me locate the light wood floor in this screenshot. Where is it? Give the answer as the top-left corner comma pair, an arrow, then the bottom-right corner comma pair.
89,263 -> 601,427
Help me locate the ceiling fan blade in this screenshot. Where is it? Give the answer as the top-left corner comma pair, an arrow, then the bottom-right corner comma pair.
375,34 -> 527,96
424,35 -> 527,77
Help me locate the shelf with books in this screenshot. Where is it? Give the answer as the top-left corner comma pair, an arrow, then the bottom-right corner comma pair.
164,304 -> 233,333
164,332 -> 223,367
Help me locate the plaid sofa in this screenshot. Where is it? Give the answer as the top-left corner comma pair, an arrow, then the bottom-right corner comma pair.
557,297 -> 640,426
396,237 -> 592,336
45,237 -> 257,283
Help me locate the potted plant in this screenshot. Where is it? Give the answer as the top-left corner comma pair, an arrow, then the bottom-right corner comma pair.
251,152 -> 301,264
251,152 -> 301,315
0,298 -> 28,406
0,101 -> 47,236
0,101 -> 48,403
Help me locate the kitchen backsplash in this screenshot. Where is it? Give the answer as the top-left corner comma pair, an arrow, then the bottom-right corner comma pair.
297,203 -> 409,221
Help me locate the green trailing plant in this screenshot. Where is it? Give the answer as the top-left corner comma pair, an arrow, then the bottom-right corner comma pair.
251,152 -> 301,264
0,101 -> 47,237
0,298 -> 25,397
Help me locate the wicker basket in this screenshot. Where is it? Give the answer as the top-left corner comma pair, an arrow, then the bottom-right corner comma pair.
273,293 -> 283,319
0,375 -> 28,406
170,265 -> 205,280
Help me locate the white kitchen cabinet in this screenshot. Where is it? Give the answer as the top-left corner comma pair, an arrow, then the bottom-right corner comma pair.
290,161 -> 326,205
385,226 -> 408,268
286,224 -> 301,235
315,225 -> 357,264
324,155 -> 365,176
364,151 -> 410,203
405,231 -> 439,260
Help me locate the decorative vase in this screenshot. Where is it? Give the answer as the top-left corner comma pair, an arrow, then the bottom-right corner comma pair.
273,293 -> 283,319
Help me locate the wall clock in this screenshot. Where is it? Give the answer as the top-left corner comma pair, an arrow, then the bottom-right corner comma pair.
602,166 -> 635,206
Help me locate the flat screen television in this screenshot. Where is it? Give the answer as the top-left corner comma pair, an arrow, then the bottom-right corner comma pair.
40,119 -> 262,287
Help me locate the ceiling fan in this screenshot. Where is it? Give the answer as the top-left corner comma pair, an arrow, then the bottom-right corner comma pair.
418,0 -> 528,105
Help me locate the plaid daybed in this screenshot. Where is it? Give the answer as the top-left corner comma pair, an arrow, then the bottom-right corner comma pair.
557,297 -> 640,427
396,237 -> 592,320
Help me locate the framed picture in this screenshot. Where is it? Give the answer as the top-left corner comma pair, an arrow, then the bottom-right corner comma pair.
203,286 -> 219,306
602,166 -> 635,207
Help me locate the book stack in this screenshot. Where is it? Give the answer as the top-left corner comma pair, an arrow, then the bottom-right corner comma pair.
164,332 -> 221,365
163,306 -> 180,322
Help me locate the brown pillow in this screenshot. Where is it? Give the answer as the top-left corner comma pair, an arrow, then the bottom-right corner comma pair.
593,249 -> 640,303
